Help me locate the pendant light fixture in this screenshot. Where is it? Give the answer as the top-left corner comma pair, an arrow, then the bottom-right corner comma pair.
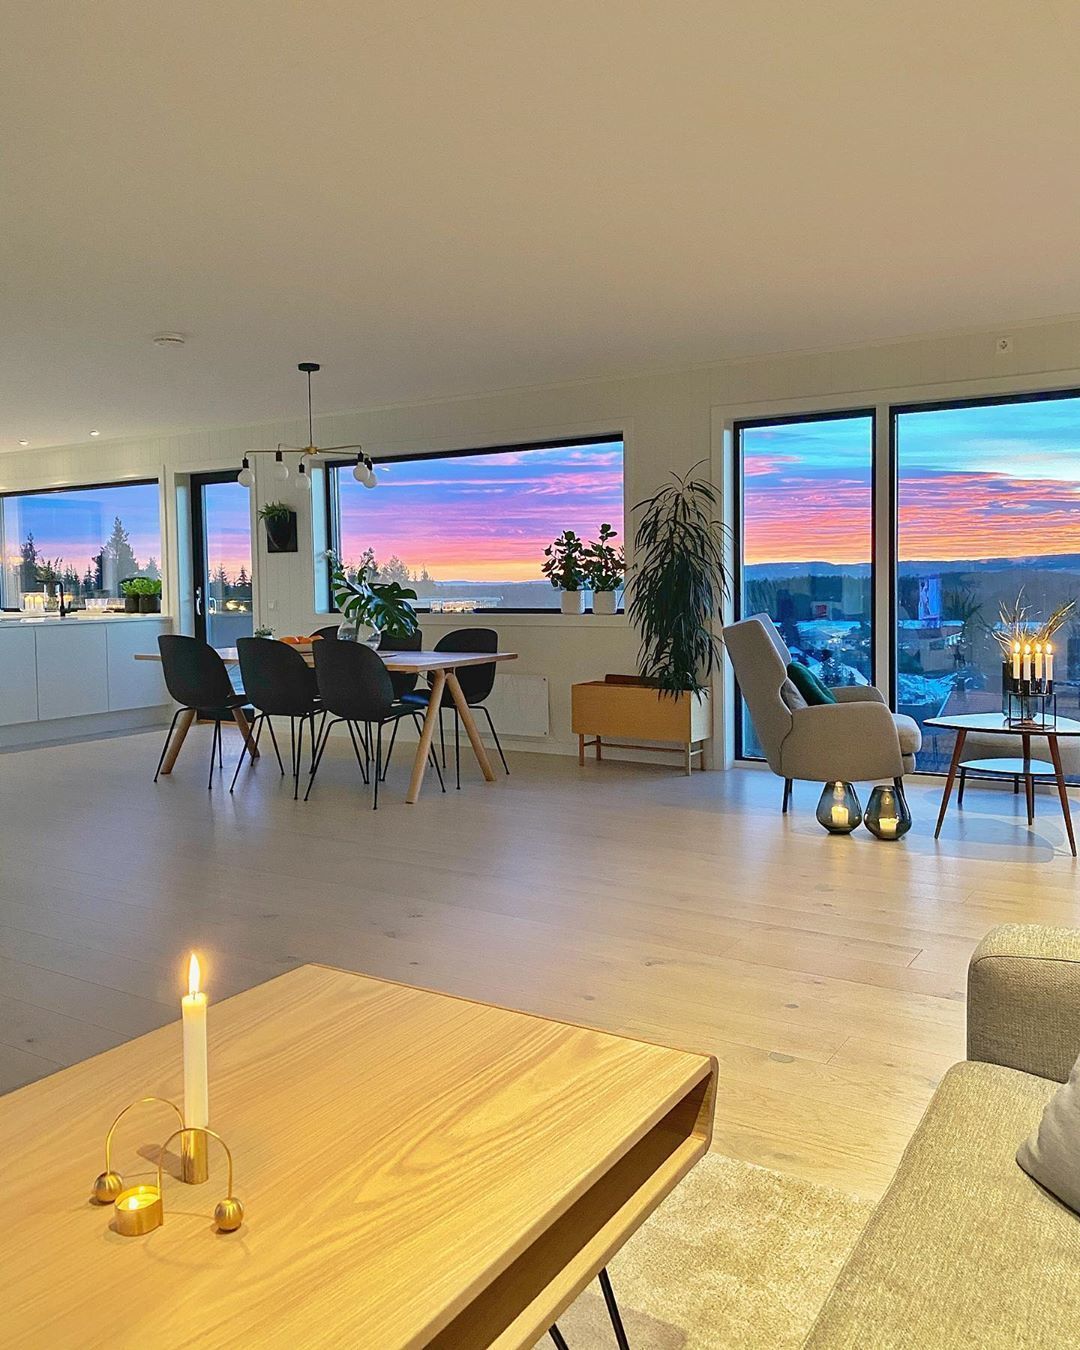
238,362 -> 375,488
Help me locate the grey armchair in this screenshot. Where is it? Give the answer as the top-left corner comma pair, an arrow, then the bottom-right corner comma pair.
722,614 -> 921,811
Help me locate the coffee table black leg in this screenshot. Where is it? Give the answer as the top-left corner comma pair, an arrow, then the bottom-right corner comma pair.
934,729 -> 967,839
599,1268 -> 631,1350
1022,733 -> 1035,825
957,768 -> 966,807
1047,735 -> 1077,857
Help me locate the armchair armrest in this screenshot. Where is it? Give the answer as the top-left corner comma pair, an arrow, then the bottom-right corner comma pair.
781,699 -> 904,781
968,924 -> 1080,1082
829,685 -> 886,705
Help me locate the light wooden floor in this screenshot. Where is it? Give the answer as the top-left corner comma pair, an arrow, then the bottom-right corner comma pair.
2,725 -> 1078,1199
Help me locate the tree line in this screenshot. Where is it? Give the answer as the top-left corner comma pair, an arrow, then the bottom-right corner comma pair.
18,517 -> 159,597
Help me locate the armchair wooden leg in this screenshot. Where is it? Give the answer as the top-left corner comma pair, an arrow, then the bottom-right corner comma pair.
782,778 -> 793,814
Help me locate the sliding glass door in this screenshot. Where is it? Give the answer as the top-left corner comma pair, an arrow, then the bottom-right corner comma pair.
895,392 -> 1080,774
190,472 -> 253,648
736,412 -> 875,757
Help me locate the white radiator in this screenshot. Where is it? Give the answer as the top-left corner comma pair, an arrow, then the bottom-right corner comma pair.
485,673 -> 549,738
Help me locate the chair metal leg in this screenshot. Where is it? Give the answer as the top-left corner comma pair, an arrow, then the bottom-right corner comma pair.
207,720 -> 221,791
548,1326 -> 570,1350
154,708 -> 183,782
304,716 -> 337,801
480,704 -> 510,774
781,778 -> 793,814
217,723 -> 224,769
893,777 -> 909,814
345,721 -> 370,784
439,706 -> 446,769
373,723 -> 383,810
382,716 -> 401,781
293,715 -> 304,800
230,713 -> 264,793
454,708 -> 461,790
264,717 -> 285,775
957,768 -> 966,807
598,1268 -> 631,1350
289,717 -> 297,780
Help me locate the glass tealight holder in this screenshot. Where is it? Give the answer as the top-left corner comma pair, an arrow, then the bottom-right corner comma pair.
816,781 -> 862,834
864,784 -> 912,841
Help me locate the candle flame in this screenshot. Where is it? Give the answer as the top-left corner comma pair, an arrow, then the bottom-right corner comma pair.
188,952 -> 201,998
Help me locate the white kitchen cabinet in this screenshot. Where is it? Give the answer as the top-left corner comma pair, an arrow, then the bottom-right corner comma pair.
0,628 -> 39,725
35,624 -> 109,720
107,619 -> 169,710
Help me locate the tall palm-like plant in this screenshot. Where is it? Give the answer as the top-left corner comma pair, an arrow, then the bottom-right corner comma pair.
627,464 -> 730,696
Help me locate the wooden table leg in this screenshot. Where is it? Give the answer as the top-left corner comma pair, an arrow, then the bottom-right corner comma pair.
231,706 -> 260,760
159,708 -> 196,775
446,672 -> 496,783
406,671 -> 446,804
934,728 -> 967,839
1047,734 -> 1077,857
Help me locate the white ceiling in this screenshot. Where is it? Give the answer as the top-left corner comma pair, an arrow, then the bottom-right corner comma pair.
3,0 -> 1079,449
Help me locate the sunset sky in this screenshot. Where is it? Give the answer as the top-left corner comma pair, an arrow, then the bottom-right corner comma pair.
742,397 -> 1080,565
338,441 -> 624,581
2,481 -> 161,580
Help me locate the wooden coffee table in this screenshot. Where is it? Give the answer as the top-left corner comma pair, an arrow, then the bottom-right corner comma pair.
2,965 -> 716,1348
925,711 -> 1080,856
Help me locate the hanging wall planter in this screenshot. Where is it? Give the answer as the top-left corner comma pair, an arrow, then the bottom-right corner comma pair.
259,502 -> 298,553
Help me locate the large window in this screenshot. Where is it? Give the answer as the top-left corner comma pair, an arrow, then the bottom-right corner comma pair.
0,480 -> 161,609
896,392 -> 1080,773
328,437 -> 624,611
737,412 -> 875,757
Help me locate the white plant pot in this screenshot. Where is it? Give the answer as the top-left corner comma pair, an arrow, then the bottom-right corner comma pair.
561,591 -> 586,615
592,590 -> 618,615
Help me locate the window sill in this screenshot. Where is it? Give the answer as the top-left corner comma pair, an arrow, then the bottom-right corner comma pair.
312,611 -> 630,628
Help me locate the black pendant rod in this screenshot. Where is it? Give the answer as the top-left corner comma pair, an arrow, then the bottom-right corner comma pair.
298,362 -> 320,447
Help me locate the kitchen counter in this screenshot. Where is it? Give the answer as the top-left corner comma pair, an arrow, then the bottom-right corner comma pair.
0,613 -> 172,747
0,612 -> 171,625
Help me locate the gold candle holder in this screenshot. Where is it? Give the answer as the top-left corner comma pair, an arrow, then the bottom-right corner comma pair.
91,1096 -> 184,1205
109,1126 -> 243,1237
181,1128 -> 209,1185
113,1184 -> 164,1236
156,1127 -> 244,1233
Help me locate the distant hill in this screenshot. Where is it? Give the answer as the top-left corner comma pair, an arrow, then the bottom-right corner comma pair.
745,555 -> 1080,578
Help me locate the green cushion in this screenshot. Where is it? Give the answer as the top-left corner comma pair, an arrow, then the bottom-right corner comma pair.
786,661 -> 837,706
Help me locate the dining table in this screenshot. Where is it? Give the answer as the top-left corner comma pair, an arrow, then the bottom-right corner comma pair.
135,643 -> 517,803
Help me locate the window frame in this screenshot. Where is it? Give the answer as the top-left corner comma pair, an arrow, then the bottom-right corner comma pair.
323,433 -> 626,615
0,476 -> 162,610
733,407 -> 879,761
889,382 -> 1080,740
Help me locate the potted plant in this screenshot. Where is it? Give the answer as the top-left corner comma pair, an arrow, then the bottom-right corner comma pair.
120,579 -> 141,613
570,465 -> 729,774
542,530 -> 587,614
325,551 -> 419,647
583,523 -> 624,615
259,501 -> 298,553
253,626 -> 274,638
137,578 -> 162,613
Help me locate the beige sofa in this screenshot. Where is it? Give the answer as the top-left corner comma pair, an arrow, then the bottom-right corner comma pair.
804,924 -> 1080,1347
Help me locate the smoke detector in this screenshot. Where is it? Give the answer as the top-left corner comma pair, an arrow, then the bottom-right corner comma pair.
151,332 -> 187,348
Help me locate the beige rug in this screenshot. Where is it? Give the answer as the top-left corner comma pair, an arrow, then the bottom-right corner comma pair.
532,1153 -> 873,1349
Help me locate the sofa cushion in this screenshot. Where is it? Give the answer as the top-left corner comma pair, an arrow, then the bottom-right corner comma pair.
1017,1049 -> 1080,1215
803,1060 -> 1080,1348
892,712 -> 922,756
780,678 -> 808,712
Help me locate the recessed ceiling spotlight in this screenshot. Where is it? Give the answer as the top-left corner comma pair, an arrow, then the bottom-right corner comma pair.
89,430 -> 101,437
152,332 -> 187,347
18,439 -> 29,446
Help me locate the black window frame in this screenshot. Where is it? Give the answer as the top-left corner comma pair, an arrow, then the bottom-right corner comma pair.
0,476 -> 161,611
890,382 -> 1080,745
733,407 -> 879,761
323,433 -> 625,615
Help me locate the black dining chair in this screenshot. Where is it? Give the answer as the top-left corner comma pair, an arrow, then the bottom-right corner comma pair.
310,625 -> 342,641
401,628 -> 508,788
155,634 -> 252,790
306,640 -> 444,809
232,638 -> 322,799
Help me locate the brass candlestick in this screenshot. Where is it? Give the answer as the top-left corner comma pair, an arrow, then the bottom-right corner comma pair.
91,1096 -> 184,1205
110,1126 -> 243,1237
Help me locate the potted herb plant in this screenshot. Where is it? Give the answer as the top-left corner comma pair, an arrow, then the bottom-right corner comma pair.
325,551 -> 419,647
570,465 -> 729,774
120,579 -> 141,613
542,530 -> 587,614
583,523 -> 624,615
136,577 -> 163,613
259,501 -> 298,553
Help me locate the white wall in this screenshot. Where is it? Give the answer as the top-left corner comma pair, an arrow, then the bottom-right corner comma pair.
5,315 -> 1080,761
